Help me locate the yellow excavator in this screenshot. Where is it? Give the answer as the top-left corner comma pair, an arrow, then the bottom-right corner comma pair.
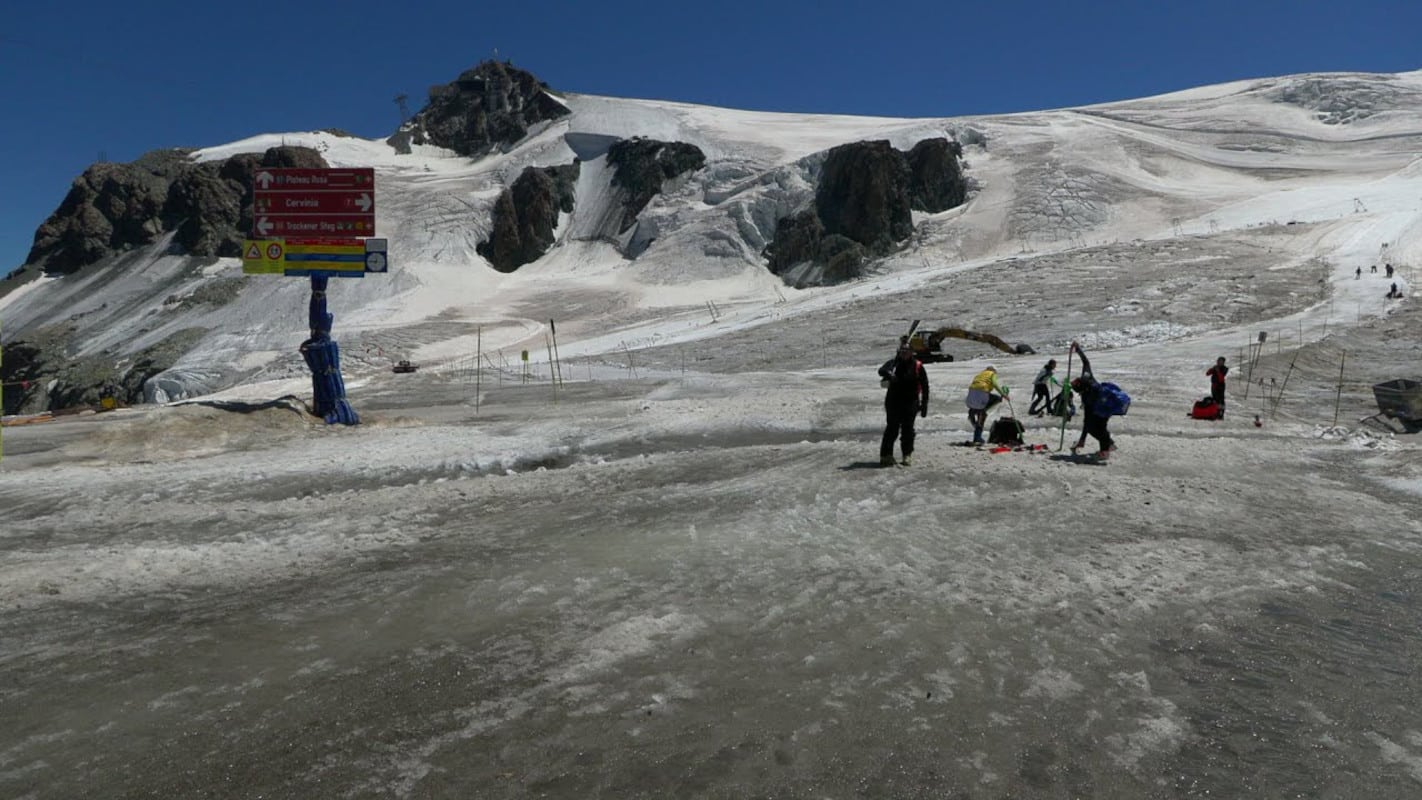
904,323 -> 1034,363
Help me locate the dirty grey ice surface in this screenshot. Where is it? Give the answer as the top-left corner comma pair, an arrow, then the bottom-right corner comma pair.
3,331 -> 1422,799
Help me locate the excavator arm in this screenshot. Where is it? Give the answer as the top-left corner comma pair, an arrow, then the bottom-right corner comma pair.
908,326 -> 1030,363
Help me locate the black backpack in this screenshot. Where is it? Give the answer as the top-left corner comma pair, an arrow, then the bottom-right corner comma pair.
988,417 -> 1025,445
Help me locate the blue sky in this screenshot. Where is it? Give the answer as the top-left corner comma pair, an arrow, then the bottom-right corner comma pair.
2,0 -> 1419,278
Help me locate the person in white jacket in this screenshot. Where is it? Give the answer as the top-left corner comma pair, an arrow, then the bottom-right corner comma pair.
1028,359 -> 1058,417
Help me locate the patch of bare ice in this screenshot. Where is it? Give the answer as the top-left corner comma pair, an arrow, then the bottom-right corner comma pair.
1075,322 -> 1194,349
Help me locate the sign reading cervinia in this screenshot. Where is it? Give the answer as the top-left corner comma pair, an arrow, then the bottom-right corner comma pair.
241,166 -> 387,425
242,167 -> 388,277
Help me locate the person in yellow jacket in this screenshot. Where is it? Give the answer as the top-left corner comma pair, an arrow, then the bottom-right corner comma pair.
964,365 -> 1008,445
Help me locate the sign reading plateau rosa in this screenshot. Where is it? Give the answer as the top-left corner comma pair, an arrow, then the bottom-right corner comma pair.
251,168 -> 375,237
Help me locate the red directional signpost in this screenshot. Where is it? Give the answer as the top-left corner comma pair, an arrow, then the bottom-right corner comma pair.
244,166 -> 381,426
252,167 -> 376,237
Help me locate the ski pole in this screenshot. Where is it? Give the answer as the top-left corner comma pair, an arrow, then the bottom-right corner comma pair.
1057,346 -> 1074,450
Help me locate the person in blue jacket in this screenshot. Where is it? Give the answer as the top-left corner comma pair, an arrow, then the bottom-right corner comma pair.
1069,342 -> 1116,459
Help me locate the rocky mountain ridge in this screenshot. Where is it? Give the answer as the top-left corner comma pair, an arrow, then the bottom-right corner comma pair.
2,61 -> 972,414
4,64 -> 1420,416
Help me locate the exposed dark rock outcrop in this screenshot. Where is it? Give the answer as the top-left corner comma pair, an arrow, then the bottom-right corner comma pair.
165,161 -> 243,258
763,211 -> 872,287
477,164 -> 580,272
816,140 -> 914,254
27,150 -> 190,275
906,138 -> 967,213
763,137 -> 968,287
169,146 -> 328,259
1,327 -> 204,415
388,61 -> 569,157
25,146 -> 329,275
0,340 -> 45,415
606,138 -> 707,233
764,211 -> 824,275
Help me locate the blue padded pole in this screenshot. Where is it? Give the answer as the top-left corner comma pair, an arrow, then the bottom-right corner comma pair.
299,275 -> 359,425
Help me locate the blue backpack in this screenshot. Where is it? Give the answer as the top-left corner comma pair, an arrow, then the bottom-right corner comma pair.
1095,382 -> 1131,416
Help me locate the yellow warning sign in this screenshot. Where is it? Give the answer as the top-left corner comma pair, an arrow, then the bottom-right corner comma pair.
242,238 -> 285,274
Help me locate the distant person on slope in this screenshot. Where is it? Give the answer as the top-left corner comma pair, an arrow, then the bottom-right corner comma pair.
965,366 -> 1008,445
878,344 -> 930,466
1069,342 -> 1116,460
1206,356 -> 1229,414
1028,359 -> 1058,417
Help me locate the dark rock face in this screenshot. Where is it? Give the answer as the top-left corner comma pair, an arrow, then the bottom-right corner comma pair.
819,234 -> 871,284
389,61 -> 569,157
906,138 -> 967,213
763,211 -> 872,287
0,341 -> 45,415
816,140 -> 914,254
1,328 -> 206,415
763,138 -> 968,286
606,138 -> 707,233
25,147 -> 329,275
166,162 -> 243,258
764,211 -> 825,274
28,151 -> 189,274
477,163 -> 580,272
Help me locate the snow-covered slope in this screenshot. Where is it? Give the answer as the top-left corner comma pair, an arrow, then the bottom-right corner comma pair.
8,70 -> 1422,799
2,69 -> 1421,404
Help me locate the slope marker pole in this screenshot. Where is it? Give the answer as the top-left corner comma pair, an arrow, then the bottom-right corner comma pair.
1057,346 -> 1074,451
1333,350 -> 1346,427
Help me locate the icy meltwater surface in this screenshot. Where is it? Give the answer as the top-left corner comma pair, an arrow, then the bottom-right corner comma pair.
2,379 -> 1421,799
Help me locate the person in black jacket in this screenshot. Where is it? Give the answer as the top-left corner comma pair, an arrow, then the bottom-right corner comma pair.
1068,342 -> 1115,459
878,344 -> 930,466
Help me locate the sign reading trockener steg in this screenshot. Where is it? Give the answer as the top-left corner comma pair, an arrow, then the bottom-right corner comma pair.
251,167 -> 375,237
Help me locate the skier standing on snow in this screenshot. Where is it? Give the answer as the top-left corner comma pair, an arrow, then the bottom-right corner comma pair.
1206,356 -> 1229,414
878,344 -> 930,466
965,366 -> 1008,445
1069,342 -> 1116,460
1028,359 -> 1058,417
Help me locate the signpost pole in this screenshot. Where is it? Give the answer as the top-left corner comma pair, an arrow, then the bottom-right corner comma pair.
299,275 -> 358,425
